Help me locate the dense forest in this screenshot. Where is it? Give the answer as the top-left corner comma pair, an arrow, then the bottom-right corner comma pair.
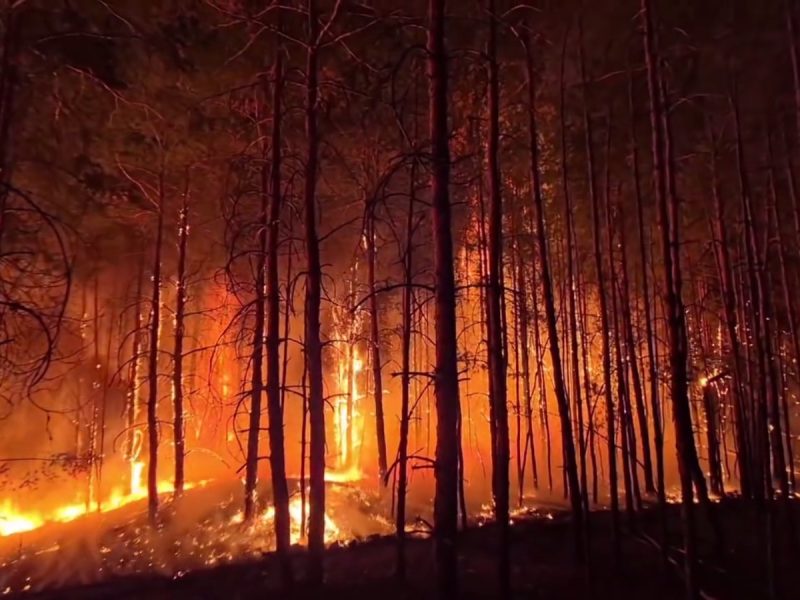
1,0 -> 800,598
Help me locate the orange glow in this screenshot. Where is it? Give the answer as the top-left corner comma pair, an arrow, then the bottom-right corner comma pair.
332,294 -> 365,473
0,472 -> 205,538
229,496 -> 341,545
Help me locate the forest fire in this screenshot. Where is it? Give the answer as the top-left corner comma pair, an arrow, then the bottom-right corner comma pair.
0,465 -> 207,538
4,0 -> 800,599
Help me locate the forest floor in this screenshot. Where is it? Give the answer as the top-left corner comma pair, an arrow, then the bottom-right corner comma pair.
20,497 -> 800,599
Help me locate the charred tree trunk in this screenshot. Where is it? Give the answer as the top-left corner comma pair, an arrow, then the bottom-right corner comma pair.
605,175 -> 638,524
172,174 -> 189,499
622,79 -> 655,498
366,205 -> 388,480
769,152 -> 798,494
429,0 -> 461,595
517,242 -> 538,492
127,257 -> 145,493
305,0 -> 326,584
243,151 -> 268,524
529,225 -> 553,492
146,175 -> 165,526
731,78 -> 789,501
559,26 -> 589,519
580,18 -> 619,556
265,19 -> 293,582
632,108 -> 665,504
641,1 -> 698,594
396,161 -> 416,580
486,3 -> 510,593
524,30 -> 584,559
708,121 -> 751,498
701,381 -> 724,497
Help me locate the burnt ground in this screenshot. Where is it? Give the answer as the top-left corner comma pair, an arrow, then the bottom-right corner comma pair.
18,499 -> 800,599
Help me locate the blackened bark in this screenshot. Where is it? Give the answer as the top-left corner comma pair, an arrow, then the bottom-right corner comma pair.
486,2 -> 510,593
524,30 -> 584,559
641,0 -> 697,594
172,174 -> 189,499
559,26 -> 590,519
708,122 -> 750,498
243,153 -> 267,523
366,207 -> 388,479
265,15 -> 293,581
146,175 -> 165,526
305,0 -> 326,584
429,0 -> 460,595
127,257 -> 145,492
396,162 -> 415,580
580,18 -> 619,557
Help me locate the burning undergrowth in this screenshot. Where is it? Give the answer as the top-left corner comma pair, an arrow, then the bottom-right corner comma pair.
0,478 -> 393,595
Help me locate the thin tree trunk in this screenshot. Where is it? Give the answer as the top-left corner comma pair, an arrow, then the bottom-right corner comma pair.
172,173 -> 189,499
524,30 -> 583,559
641,1 -> 697,593
603,112 -> 640,521
396,161 -> 416,580
707,120 -> 751,498
146,174 -> 165,526
366,206 -> 388,479
731,78 -> 789,501
265,19 -> 293,581
127,257 -> 145,493
580,17 -> 619,556
243,152 -> 267,524
530,233 -> 553,492
559,26 -> 589,519
621,79 -> 655,497
486,3 -> 511,592
305,0 -> 326,584
429,0 -> 460,594
517,241 -> 538,492
767,129 -> 797,494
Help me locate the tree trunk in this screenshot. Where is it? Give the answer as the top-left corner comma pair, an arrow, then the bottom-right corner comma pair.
516,240 -> 538,492
396,161 -> 416,580
146,174 -> 165,526
641,1 -> 697,594
265,17 -> 293,582
604,111 -> 640,521
708,120 -> 750,498
305,0 -> 326,584
243,152 -> 267,524
559,26 -> 590,519
366,205 -> 388,479
127,257 -> 145,494
622,78 -> 656,498
172,173 -> 189,499
429,0 -> 460,595
770,146 -> 798,494
524,30 -> 583,559
731,78 -> 789,501
486,2 -> 510,593
580,17 -> 619,557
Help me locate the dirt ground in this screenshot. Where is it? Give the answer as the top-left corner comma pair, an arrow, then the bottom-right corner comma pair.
21,499 -> 800,599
